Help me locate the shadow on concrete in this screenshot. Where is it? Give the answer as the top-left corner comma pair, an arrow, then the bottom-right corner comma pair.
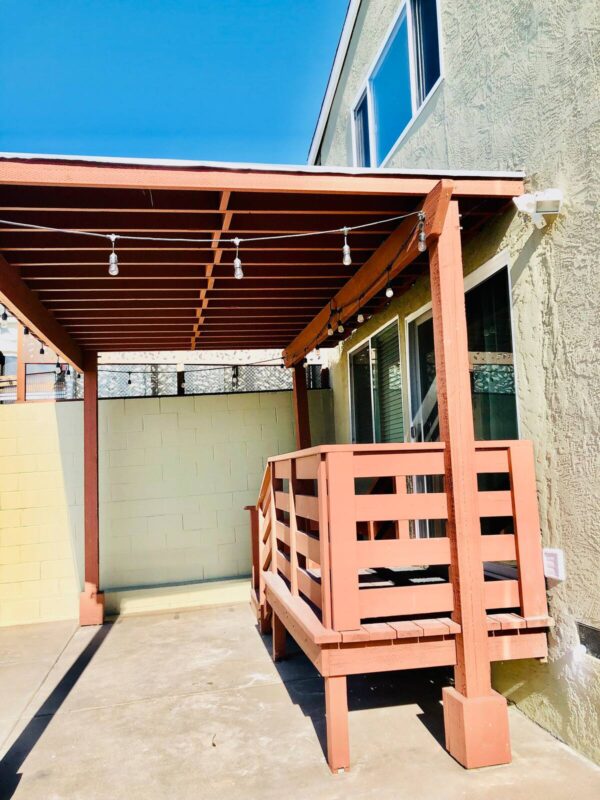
256,626 -> 451,764
0,624 -> 111,800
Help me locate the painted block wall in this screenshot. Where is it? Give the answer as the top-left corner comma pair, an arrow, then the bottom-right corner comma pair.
0,402 -> 83,626
317,0 -> 600,764
0,389 -> 333,625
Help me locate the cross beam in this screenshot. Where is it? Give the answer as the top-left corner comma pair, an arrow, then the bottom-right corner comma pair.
0,253 -> 84,370
283,180 -> 453,366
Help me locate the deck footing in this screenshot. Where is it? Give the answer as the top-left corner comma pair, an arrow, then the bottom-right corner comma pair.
443,687 -> 511,768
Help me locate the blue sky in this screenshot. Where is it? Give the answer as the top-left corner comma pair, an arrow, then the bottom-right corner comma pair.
0,1 -> 347,164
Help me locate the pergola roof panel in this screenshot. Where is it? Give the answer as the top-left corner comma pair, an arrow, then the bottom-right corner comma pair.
0,155 -> 523,357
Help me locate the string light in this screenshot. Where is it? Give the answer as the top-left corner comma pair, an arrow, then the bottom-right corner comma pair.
337,318 -> 345,334
127,372 -> 132,386
39,343 -> 45,355
23,326 -> 29,335
385,268 -> 394,299
232,237 -> 244,280
357,311 -> 365,324
108,234 -> 119,276
342,227 -> 352,267
417,211 -> 427,253
55,359 -> 61,375
0,308 -> 7,329
66,365 -> 71,376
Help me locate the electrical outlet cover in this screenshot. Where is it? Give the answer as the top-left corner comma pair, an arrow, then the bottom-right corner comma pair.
543,548 -> 566,581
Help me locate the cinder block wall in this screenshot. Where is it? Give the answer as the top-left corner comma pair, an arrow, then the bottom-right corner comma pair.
0,389 -> 333,625
0,402 -> 83,626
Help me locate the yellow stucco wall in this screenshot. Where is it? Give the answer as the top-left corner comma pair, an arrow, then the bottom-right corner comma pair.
0,389 -> 334,626
0,402 -> 83,626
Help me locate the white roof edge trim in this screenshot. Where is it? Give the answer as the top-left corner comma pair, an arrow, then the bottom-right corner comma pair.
0,152 -> 525,180
307,0 -> 361,165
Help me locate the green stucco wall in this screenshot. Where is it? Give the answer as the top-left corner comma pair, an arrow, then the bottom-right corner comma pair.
318,0 -> 600,764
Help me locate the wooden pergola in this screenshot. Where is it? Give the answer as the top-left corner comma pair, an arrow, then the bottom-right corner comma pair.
0,154 -> 545,771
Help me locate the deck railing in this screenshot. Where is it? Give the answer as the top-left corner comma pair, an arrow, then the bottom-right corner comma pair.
252,441 -> 547,633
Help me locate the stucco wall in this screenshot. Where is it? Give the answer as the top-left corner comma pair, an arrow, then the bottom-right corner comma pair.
0,389 -> 334,626
319,0 -> 600,764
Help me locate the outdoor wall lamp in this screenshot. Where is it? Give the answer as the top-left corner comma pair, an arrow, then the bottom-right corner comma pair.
513,188 -> 563,229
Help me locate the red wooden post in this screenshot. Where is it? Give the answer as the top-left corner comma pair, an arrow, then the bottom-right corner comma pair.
79,351 -> 104,626
508,441 -> 548,619
292,363 -> 311,450
16,324 -> 26,402
324,675 -> 350,773
429,201 -> 510,768
326,450 -> 360,631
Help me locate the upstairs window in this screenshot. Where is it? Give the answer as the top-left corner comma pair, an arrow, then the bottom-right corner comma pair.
352,0 -> 441,166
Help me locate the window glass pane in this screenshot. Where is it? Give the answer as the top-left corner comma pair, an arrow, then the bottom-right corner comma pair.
354,93 -> 371,167
370,10 -> 412,164
372,324 -> 404,442
350,344 -> 374,443
412,0 -> 441,104
465,268 -> 518,441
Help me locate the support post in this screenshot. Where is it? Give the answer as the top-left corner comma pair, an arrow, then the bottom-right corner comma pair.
429,201 -> 510,768
324,676 -> 350,773
79,351 -> 104,625
292,363 -> 311,450
16,325 -> 26,402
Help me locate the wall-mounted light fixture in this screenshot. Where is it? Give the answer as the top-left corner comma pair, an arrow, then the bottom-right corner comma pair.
513,188 -> 563,229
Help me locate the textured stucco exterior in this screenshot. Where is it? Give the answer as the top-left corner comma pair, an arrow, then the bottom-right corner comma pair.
316,0 -> 600,764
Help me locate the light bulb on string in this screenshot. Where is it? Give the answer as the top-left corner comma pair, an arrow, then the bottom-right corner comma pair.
127,373 -> 132,386
39,343 -> 45,356
233,238 -> 244,280
55,359 -> 61,375
357,312 -> 365,324
1,308 -> 7,329
385,268 -> 394,299
66,366 -> 71,377
342,227 -> 352,266
417,211 -> 427,253
24,326 -> 29,335
337,321 -> 345,334
108,234 -> 119,276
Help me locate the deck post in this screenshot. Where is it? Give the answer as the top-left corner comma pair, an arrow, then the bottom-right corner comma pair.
292,363 -> 311,450
324,676 -> 350,773
79,350 -> 104,626
428,201 -> 510,768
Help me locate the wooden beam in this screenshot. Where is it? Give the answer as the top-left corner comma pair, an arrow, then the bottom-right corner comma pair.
79,351 -> 104,625
283,180 -> 453,366
292,364 -> 311,450
0,159 -> 524,197
429,201 -> 510,768
0,252 -> 83,370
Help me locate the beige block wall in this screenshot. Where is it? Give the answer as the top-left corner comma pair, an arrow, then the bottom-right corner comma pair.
0,389 -> 333,625
0,402 -> 83,626
318,0 -> 600,764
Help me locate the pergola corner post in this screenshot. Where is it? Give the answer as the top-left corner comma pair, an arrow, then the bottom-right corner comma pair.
292,363 -> 311,450
79,350 -> 104,626
429,200 -> 510,768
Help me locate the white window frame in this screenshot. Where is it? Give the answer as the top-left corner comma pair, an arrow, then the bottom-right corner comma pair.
347,317 -> 402,444
351,0 -> 444,168
404,249 -> 522,440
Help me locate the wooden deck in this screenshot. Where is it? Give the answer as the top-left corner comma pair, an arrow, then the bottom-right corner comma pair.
248,441 -> 551,772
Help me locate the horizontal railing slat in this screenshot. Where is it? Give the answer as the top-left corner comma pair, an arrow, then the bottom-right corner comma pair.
297,567 -> 322,608
484,579 -> 520,609
275,491 -> 289,512
295,494 -> 320,521
358,583 -> 454,618
352,451 -> 445,478
354,493 -> 448,521
356,537 -> 451,568
274,460 -> 291,480
296,454 -> 321,480
481,534 -> 516,561
474,448 -> 510,473
478,490 -> 513,517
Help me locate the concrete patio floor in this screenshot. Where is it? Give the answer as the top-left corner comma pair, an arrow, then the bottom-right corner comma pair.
0,604 -> 599,800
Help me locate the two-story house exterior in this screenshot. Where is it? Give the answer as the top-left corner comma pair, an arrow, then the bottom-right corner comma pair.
309,0 -> 600,764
